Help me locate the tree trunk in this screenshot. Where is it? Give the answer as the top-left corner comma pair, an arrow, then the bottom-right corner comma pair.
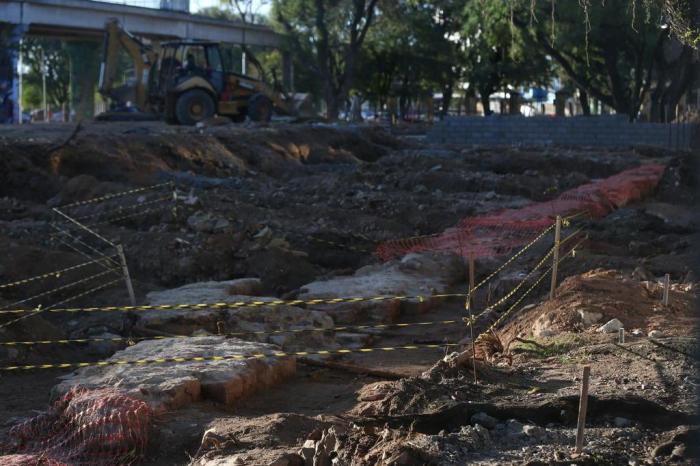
350,95 -> 363,122
441,83 -> 453,118
480,92 -> 492,116
399,94 -> 409,120
325,90 -> 340,120
579,89 -> 591,116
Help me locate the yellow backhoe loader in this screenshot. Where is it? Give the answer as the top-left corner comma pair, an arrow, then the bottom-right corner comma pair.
98,19 -> 289,125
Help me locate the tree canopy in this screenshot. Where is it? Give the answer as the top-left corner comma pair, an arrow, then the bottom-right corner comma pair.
202,0 -> 698,121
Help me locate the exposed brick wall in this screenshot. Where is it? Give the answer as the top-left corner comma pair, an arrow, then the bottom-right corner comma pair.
427,115 -> 699,149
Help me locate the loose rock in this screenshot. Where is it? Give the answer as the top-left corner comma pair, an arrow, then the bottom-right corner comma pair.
598,318 -> 624,333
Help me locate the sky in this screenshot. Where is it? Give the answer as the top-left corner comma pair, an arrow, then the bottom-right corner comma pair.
189,0 -> 271,15
96,0 -> 271,16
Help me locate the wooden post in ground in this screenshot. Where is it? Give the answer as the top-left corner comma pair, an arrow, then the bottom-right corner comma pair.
468,256 -> 475,310
662,273 -> 670,306
468,255 -> 477,384
549,216 -> 562,300
457,232 -> 478,385
115,244 -> 136,306
575,365 -> 591,454
172,187 -> 178,220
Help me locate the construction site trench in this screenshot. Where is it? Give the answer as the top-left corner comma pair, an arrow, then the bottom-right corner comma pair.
0,121 -> 697,466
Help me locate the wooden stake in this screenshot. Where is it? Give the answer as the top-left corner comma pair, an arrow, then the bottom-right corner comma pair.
575,365 -> 591,454
549,216 -> 562,300
662,273 -> 670,306
468,256 -> 475,310
468,256 -> 478,383
115,244 -> 136,306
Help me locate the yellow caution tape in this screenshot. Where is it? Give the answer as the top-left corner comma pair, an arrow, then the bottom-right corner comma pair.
0,319 -> 460,346
461,227 -> 579,326
86,205 -> 170,228
0,278 -> 124,331
0,257 -> 115,290
468,221 -> 556,298
475,236 -> 586,343
0,293 -> 468,316
1,269 -> 117,310
0,342 -> 460,371
53,208 -> 117,247
75,196 -> 172,222
58,182 -> 174,209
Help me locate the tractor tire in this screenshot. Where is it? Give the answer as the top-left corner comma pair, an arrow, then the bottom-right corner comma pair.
248,94 -> 273,123
175,89 -> 215,125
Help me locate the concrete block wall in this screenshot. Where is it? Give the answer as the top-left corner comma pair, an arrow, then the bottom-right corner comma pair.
427,115 -> 699,150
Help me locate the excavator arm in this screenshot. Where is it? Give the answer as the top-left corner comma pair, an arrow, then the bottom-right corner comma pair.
98,19 -> 157,111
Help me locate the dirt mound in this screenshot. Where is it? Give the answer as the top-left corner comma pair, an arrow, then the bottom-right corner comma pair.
45,123 -> 404,183
0,144 -> 60,202
351,377 -> 483,418
500,269 -> 697,342
0,123 -> 405,205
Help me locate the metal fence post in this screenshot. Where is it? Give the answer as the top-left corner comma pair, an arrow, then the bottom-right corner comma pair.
575,365 -> 591,453
662,273 -> 670,306
115,244 -> 136,306
549,216 -> 562,300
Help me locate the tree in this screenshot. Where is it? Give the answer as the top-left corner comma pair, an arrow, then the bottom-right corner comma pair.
353,1 -> 470,120
355,2 -> 435,118
21,38 -> 70,113
226,0 -> 271,24
662,0 -> 700,47
520,0 -> 665,119
462,0 -> 552,114
201,3 -> 288,93
272,0 -> 380,119
463,0 -> 694,120
403,0 -> 468,118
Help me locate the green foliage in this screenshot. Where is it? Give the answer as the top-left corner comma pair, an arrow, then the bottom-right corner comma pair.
21,79 -> 42,108
525,0 -> 664,117
663,0 -> 700,47
271,0 -> 379,118
231,0 -> 693,120
21,38 -> 70,109
462,0 -> 552,112
357,1 -> 469,115
511,334 -> 585,359
198,4 -> 281,85
199,3 -> 270,24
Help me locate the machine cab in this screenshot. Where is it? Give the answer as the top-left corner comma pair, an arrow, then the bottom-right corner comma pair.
150,41 -> 226,102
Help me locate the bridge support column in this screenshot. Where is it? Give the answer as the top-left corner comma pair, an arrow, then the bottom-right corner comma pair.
64,40 -> 100,120
0,23 -> 25,124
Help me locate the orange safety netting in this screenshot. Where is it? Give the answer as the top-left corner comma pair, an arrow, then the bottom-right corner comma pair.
0,388 -> 152,466
377,164 -> 666,261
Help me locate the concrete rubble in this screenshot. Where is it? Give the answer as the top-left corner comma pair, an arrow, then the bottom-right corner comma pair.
139,279 -> 335,349
297,252 -> 464,323
53,336 -> 296,412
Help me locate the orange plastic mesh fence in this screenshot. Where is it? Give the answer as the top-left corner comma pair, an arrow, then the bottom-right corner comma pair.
376,218 -> 552,261
0,388 -> 152,466
377,164 -> 666,261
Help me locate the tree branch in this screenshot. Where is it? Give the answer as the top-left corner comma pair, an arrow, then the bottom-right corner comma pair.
529,28 -> 616,110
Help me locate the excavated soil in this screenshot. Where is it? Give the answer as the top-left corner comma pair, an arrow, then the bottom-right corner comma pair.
499,269 -> 698,343
0,121 -> 697,466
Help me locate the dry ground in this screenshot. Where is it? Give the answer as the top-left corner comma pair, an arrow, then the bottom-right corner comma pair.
0,121 -> 697,465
